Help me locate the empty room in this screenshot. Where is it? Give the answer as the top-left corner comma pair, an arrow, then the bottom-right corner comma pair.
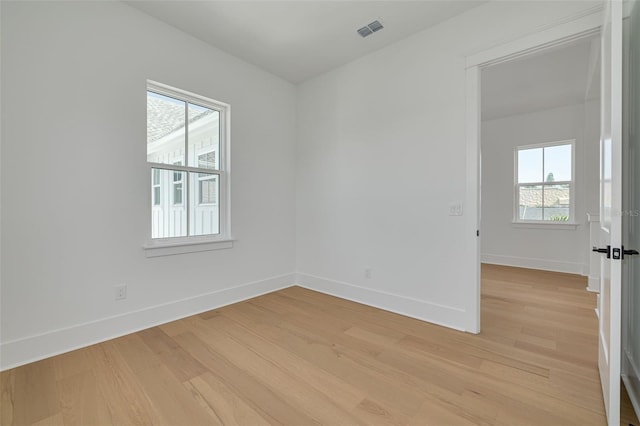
1,1 -> 639,425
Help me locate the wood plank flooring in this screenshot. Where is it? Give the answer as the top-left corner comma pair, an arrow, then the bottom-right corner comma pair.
1,264 -> 639,425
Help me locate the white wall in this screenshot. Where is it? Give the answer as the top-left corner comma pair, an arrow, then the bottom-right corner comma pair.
1,0 -> 604,369
0,1 -> 297,369
296,1 -> 600,332
480,102 -> 600,275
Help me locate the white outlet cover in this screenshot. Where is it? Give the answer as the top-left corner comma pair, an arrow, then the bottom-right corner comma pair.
115,285 -> 127,300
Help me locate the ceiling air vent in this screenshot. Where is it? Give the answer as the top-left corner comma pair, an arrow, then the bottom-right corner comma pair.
357,20 -> 384,38
357,26 -> 373,37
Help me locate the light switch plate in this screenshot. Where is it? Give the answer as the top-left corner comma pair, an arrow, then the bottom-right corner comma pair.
449,203 -> 463,216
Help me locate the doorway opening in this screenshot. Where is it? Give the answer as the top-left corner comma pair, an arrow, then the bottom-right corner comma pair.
479,36 -> 601,285
467,9 -> 640,422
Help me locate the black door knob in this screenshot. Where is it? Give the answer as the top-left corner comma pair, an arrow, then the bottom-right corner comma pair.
592,246 -> 611,258
622,246 -> 639,259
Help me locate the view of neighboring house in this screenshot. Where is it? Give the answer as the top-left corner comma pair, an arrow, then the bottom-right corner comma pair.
146,92 -> 220,238
519,185 -> 570,221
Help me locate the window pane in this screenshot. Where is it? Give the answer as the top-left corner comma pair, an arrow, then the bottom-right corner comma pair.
200,179 -> 216,204
153,186 -> 161,206
198,152 -> 216,170
151,168 -> 187,239
188,103 -> 219,169
543,184 -> 570,221
147,91 -> 186,165
518,148 -> 543,183
544,144 -> 572,182
173,181 -> 184,205
170,162 -> 184,205
518,185 -> 542,220
189,172 -> 219,236
172,161 -> 182,182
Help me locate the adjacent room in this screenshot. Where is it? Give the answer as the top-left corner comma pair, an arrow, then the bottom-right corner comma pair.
481,36 -> 601,278
2,1 -> 639,425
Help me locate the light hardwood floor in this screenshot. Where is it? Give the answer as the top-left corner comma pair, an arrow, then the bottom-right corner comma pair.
1,264 -> 639,425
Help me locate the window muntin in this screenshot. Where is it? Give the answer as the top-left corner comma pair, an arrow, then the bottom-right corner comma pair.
146,81 -> 229,240
515,141 -> 574,223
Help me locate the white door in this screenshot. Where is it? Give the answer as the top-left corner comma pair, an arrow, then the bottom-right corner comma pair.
622,0 -> 640,418
596,1 -> 623,424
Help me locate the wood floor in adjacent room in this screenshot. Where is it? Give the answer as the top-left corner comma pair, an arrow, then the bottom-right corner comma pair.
2,264 -> 639,425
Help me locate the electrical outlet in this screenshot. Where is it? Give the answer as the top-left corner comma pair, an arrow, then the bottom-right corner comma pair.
115,284 -> 127,300
364,268 -> 372,279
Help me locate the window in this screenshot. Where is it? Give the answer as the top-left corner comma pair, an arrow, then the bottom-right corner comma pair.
146,81 -> 230,243
515,140 -> 574,223
198,174 -> 217,205
152,169 -> 161,206
197,152 -> 217,205
172,162 -> 184,205
198,151 -> 216,169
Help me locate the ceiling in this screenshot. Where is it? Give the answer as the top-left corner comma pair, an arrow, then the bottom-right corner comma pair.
125,1 -> 487,83
481,35 -> 600,121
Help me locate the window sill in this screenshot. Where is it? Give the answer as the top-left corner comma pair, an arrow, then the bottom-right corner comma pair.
511,221 -> 579,230
143,237 -> 234,257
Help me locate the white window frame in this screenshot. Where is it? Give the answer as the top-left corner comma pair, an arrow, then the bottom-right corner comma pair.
513,139 -> 577,228
143,81 -> 233,257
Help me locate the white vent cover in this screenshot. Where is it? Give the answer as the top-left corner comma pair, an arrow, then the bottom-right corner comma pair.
357,20 -> 384,38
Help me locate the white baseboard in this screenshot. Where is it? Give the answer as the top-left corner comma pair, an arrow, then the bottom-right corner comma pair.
481,254 -> 587,276
587,276 -> 600,292
295,273 -> 468,332
0,273 -> 295,371
622,349 -> 640,421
